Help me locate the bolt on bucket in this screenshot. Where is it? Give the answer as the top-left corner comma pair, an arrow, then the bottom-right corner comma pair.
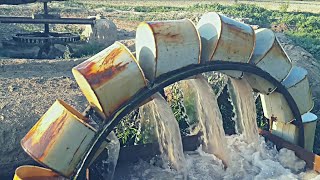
135,19 -> 201,82
245,28 -> 292,94
260,66 -> 314,123
21,100 -> 108,178
197,12 -> 255,78
73,41 -> 147,119
271,112 -> 318,152
13,165 -> 65,180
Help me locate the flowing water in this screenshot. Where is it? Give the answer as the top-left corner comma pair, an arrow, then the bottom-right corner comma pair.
187,76 -> 230,166
115,135 -> 320,180
114,77 -> 320,179
139,93 -> 186,171
228,78 -> 259,144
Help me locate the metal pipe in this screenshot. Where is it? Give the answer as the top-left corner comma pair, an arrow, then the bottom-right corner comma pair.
43,2 -> 49,34
0,16 -> 95,25
72,61 -> 304,180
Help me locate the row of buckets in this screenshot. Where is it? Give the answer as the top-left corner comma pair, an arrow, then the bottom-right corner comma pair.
14,12 -> 316,179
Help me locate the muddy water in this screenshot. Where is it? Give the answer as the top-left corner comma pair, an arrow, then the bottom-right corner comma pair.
122,78 -> 319,180
228,78 -> 259,144
115,135 -> 319,180
139,93 -> 186,171
187,77 -> 229,166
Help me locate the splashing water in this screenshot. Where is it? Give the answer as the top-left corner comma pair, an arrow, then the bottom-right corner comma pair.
139,93 -> 186,171
228,78 -> 259,144
115,135 -> 320,180
115,77 -> 320,180
186,76 -> 229,166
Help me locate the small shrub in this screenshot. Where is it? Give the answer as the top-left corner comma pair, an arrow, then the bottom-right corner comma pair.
72,42 -> 106,58
63,46 -> 71,60
279,2 -> 290,12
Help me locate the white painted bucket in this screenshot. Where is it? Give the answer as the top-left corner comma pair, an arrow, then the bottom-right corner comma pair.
197,12 -> 255,78
261,66 -> 313,123
135,19 -> 201,82
245,28 -> 292,94
73,42 -> 147,119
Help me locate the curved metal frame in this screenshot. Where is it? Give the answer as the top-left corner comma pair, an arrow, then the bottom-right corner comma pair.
72,61 -> 304,179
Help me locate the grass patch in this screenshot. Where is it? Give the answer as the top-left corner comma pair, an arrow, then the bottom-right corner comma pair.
100,3 -> 320,61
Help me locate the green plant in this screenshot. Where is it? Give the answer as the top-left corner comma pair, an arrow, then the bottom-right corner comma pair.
165,83 -> 190,136
115,110 -> 141,146
72,42 -> 106,58
279,1 -> 290,12
63,46 -> 71,60
218,86 -> 236,135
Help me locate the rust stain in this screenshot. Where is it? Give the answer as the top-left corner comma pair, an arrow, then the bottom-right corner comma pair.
106,94 -> 132,116
148,21 -> 166,29
22,110 -> 68,160
149,22 -> 184,43
77,47 -> 130,88
155,32 -> 184,44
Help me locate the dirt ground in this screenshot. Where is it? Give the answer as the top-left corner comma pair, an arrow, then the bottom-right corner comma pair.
1,2 -> 320,178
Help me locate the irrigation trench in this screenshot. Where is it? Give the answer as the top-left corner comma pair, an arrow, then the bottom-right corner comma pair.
16,12 -> 317,179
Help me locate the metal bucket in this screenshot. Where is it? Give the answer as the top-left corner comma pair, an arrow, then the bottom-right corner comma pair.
21,100 -> 108,178
245,28 -> 292,94
73,41 -> 147,119
13,165 -> 65,180
197,12 -> 255,78
261,66 -> 314,123
272,112 -> 318,152
135,19 -> 201,82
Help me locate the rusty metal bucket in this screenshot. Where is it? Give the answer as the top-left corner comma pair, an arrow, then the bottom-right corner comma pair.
21,100 -> 108,178
245,28 -> 292,94
13,165 -> 65,180
197,12 -> 255,78
135,19 -> 201,81
73,41 -> 147,119
261,66 -> 313,123
272,112 -> 318,152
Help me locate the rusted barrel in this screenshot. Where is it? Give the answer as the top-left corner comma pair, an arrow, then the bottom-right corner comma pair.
245,28 -> 292,94
21,100 -> 107,178
135,19 -> 201,82
261,66 -> 313,123
271,112 -> 318,152
73,42 -> 147,119
13,165 -> 65,180
197,12 -> 255,78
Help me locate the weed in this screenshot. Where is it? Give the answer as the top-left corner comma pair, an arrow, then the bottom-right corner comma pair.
63,46 -> 71,60
279,1 -> 290,12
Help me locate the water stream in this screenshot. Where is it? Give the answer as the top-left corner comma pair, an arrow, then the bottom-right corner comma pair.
228,78 -> 259,144
186,76 -> 230,166
139,93 -> 186,171
115,135 -> 319,180
114,77 -> 320,180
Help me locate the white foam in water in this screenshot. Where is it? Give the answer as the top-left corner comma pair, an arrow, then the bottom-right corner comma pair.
120,135 -> 320,180
119,78 -> 320,179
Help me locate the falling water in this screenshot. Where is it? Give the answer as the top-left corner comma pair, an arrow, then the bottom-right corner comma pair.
114,77 -> 320,180
184,76 -> 229,166
139,93 -> 186,171
228,78 -> 259,144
